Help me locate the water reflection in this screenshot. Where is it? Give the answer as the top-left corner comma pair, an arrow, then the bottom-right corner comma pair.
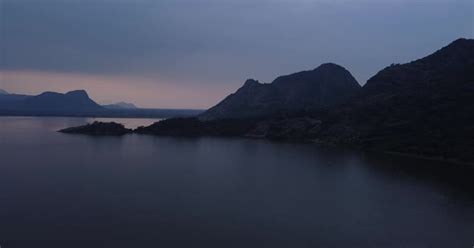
0,117 -> 472,248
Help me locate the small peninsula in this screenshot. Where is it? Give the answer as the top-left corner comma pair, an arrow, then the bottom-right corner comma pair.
59,122 -> 132,136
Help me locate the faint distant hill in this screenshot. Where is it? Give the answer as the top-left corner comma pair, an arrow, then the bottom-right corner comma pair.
21,90 -> 104,113
0,89 -> 8,95
0,91 -> 37,105
199,63 -> 361,120
0,90 -> 100,110
103,102 -> 138,110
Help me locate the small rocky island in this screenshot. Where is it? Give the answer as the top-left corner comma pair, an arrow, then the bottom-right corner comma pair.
59,121 -> 132,136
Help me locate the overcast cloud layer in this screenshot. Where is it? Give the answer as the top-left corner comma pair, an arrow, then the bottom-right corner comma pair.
1,0 -> 473,108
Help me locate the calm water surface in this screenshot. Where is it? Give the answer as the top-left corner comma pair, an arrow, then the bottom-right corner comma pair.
0,117 -> 473,248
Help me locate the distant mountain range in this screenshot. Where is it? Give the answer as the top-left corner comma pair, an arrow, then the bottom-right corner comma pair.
0,90 -> 202,118
0,90 -> 105,115
26,90 -> 104,112
129,38 -> 474,163
103,102 -> 138,110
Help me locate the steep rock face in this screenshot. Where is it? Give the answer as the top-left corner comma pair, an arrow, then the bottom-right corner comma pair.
199,63 -> 361,120
316,38 -> 474,161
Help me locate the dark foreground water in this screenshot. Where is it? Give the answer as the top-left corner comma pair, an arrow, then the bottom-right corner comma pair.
0,117 -> 473,248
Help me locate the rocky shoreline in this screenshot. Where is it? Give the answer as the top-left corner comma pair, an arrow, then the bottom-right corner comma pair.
59,118 -> 474,165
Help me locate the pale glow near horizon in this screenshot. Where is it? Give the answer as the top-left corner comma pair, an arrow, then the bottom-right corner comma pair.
0,70 -> 233,109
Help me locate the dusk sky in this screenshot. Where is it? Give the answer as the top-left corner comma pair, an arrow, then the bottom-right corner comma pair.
1,0 -> 473,109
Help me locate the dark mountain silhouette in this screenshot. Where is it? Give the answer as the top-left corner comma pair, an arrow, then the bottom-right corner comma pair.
20,90 -> 104,112
308,38 -> 474,161
199,63 -> 361,120
0,90 -> 203,118
0,90 -> 103,112
103,102 -> 138,109
115,38 -> 474,163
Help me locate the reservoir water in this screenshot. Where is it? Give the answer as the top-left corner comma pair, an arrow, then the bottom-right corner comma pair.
0,117 -> 473,247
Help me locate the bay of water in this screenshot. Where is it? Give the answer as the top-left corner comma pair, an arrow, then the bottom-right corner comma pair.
0,117 -> 473,248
